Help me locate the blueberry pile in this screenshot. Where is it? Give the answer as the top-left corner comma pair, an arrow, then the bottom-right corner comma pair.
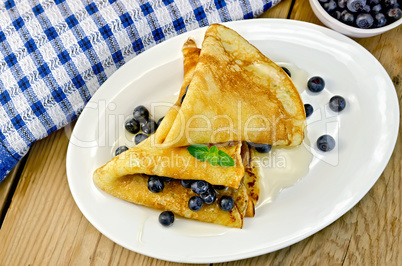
115,105 -> 163,156
319,0 -> 402,29
146,175 -> 234,226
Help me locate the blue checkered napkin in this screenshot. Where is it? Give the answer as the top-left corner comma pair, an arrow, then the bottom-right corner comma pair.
0,0 -> 280,182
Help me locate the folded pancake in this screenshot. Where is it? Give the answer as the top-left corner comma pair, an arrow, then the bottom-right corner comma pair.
93,173 -> 249,228
149,39 -> 200,147
158,24 -> 306,148
94,141 -> 245,188
93,35 -> 262,228
241,142 -> 261,217
93,141 -> 259,227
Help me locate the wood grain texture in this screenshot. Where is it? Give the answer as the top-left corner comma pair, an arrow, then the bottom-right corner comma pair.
0,128 -> 206,266
259,0 -> 292,19
0,160 -> 23,224
0,0 -> 401,265
217,0 -> 402,265
342,23 -> 401,266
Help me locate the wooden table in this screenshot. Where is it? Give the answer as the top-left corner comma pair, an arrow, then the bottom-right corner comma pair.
1,0 -> 401,264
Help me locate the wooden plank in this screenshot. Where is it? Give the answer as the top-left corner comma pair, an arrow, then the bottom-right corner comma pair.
215,0 -> 401,265
340,25 -> 402,266
289,0 -> 323,24
259,0 -> 293,19
0,127 -> 206,266
0,159 -> 24,225
0,0 -> 400,265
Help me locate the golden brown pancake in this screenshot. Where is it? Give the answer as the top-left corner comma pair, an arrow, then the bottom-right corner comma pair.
92,30 -> 267,228
241,142 -> 261,217
159,24 -> 305,147
93,141 -> 245,188
150,39 -> 200,146
93,173 -> 249,228
93,141 -> 260,226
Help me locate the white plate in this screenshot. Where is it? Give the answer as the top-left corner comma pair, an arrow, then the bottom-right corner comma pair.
66,19 -> 399,263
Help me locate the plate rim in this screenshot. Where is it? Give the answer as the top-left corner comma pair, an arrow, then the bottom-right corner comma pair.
66,18 -> 400,263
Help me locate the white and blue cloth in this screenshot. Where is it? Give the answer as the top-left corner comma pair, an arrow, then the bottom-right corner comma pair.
0,0 -> 280,182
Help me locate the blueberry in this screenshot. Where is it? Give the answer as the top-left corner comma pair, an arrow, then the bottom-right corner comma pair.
200,188 -> 216,204
255,144 -> 272,153
133,105 -> 149,123
387,8 -> 402,21
304,104 -> 314,117
157,116 -> 164,127
341,11 -> 355,25
247,142 -> 272,153
317,135 -> 336,152
191,180 -> 210,194
368,0 -> 380,5
125,118 -> 140,134
356,13 -> 374,28
281,67 -> 291,77
323,0 -> 338,12
331,10 -> 342,20
374,13 -> 387,27
372,4 -> 383,13
188,196 -> 203,211
219,196 -> 235,211
159,176 -> 174,182
180,179 -> 194,188
115,146 -> 128,156
213,185 -> 226,190
307,76 -> 325,93
141,119 -> 158,135
384,0 -> 397,7
147,176 -> 164,193
338,0 -> 347,9
135,133 -> 148,145
180,85 -> 189,104
329,95 -> 346,112
180,93 -> 186,104
347,0 -> 366,13
159,211 -> 174,226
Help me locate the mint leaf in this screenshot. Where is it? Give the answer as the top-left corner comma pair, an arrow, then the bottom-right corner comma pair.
187,145 -> 235,167
207,153 -> 219,166
217,150 -> 235,167
187,145 -> 210,162
209,145 -> 218,155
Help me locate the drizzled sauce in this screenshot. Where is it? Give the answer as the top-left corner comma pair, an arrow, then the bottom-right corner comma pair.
254,62 -> 312,207
254,137 -> 312,207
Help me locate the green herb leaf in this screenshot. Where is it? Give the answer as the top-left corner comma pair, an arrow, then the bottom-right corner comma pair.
187,144 -> 210,162
187,145 -> 235,167
207,153 -> 219,166
209,145 -> 218,155
217,150 -> 235,167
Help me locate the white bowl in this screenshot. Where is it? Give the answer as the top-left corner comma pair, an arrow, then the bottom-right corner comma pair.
309,0 -> 402,38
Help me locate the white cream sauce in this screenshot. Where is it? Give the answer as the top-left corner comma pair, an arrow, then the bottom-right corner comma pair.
277,62 -> 309,93
254,62 -> 312,207
254,137 -> 312,208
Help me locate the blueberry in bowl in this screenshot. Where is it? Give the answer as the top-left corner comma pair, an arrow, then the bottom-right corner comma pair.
310,0 -> 402,37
